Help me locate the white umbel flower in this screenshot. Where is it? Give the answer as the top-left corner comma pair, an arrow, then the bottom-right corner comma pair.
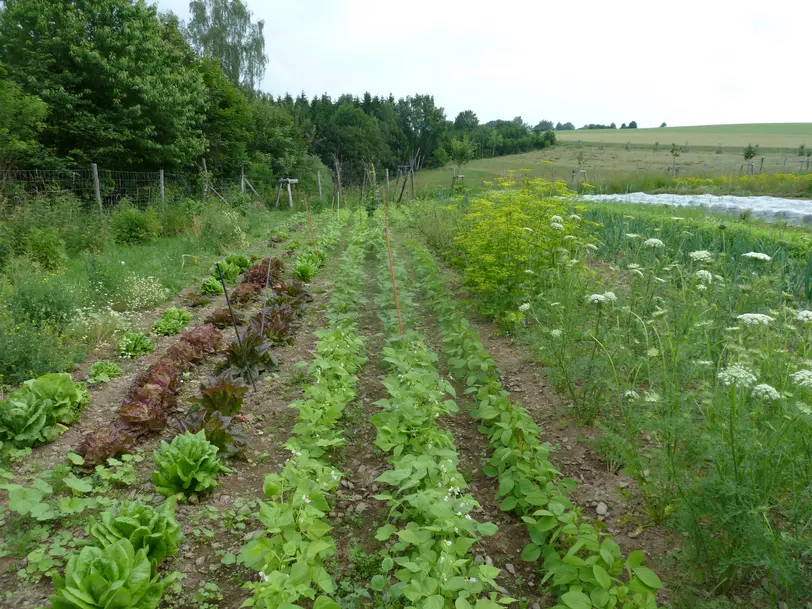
795,310 -> 812,323
549,328 -> 562,338
569,214 -> 581,220
550,215 -> 564,223
550,222 -> 565,231
624,390 -> 640,400
518,303 -> 531,312
585,243 -> 598,251
587,291 -> 617,304
625,233 -> 641,239
742,252 -> 771,262
695,270 -> 713,284
751,384 -> 780,401
644,238 -> 665,249
522,227 -> 534,233
737,313 -> 774,326
717,364 -> 757,388
689,250 -> 713,262
790,370 -> 812,389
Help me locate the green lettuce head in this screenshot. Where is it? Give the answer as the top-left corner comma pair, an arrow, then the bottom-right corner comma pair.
152,430 -> 230,501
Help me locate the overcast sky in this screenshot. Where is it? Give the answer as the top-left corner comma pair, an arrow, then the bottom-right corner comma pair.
155,0 -> 810,129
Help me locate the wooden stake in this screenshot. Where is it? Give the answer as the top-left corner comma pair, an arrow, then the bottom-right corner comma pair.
303,194 -> 318,253
92,163 -> 102,216
274,182 -> 282,208
317,170 -> 323,201
241,165 -> 245,193
286,181 -> 293,209
382,190 -> 404,340
202,158 -> 209,198
159,169 -> 165,202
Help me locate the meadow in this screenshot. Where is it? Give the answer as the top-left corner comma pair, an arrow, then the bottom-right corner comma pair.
412,124 -> 812,199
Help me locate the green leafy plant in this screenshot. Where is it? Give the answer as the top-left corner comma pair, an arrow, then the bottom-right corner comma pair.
86,498 -> 183,564
88,361 -> 122,385
189,372 -> 248,416
111,204 -> 160,245
0,390 -> 56,447
152,430 -> 230,501
116,332 -> 155,359
216,329 -> 279,382
152,307 -> 193,336
183,291 -> 214,308
294,260 -> 316,282
211,260 -> 240,283
171,410 -> 248,458
49,538 -> 175,609
224,253 -> 250,270
23,372 -> 89,425
200,276 -> 224,296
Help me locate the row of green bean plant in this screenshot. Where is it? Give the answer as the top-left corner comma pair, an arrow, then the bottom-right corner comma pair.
404,239 -> 664,609
367,217 -> 513,609
238,215 -> 368,609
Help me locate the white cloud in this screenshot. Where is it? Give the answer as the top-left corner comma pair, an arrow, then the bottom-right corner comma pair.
154,0 -> 812,127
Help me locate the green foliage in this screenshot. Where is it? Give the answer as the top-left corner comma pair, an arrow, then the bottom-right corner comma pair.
23,372 -> 89,426
743,142 -> 757,162
23,226 -> 68,269
152,430 -> 229,501
224,253 -> 250,270
450,137 -> 473,168
49,539 -> 175,609
88,361 -> 122,385
171,409 -> 248,458
0,62 -> 47,166
0,0 -> 207,170
7,267 -> 77,330
200,276 -> 225,295
294,260 -> 316,282
152,307 -> 193,336
112,205 -> 160,245
0,390 -> 56,447
86,498 -> 183,564
211,260 -> 241,283
116,332 -> 156,359
216,329 -> 278,382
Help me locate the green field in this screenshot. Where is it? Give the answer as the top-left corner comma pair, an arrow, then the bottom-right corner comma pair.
555,123 -> 812,150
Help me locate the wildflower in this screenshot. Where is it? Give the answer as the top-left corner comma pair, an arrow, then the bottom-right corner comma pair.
550,222 -> 565,231
795,310 -> 812,323
569,214 -> 581,220
695,360 -> 713,366
302,495 -> 311,504
797,403 -> 812,415
550,329 -> 562,338
644,238 -> 665,249
468,577 -> 477,584
518,303 -> 530,312
695,270 -> 713,284
717,364 -> 757,388
697,284 -> 707,291
689,250 -> 713,262
644,391 -> 661,403
624,390 -> 640,400
259,571 -> 269,582
121,260 -> 126,265
587,292 -> 615,304
647,347 -> 660,358
790,369 -> 812,389
737,313 -> 774,326
625,233 -> 641,239
585,243 -> 598,251
742,252 -> 771,262
550,215 -> 564,223
752,384 -> 781,401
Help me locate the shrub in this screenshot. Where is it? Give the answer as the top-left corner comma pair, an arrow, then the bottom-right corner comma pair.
200,206 -> 246,252
116,332 -> 155,359
88,361 -> 122,385
86,498 -> 183,564
49,539 -> 173,609
111,204 -> 160,245
0,308 -> 81,384
152,307 -> 193,336
152,430 -> 229,501
24,226 -> 68,269
8,268 -> 78,330
200,276 -> 224,296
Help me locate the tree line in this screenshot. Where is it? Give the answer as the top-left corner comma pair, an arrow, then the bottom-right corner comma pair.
0,0 -> 572,188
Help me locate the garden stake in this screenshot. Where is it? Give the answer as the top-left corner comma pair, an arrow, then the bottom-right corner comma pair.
216,263 -> 257,392
259,241 -> 274,338
383,191 -> 404,340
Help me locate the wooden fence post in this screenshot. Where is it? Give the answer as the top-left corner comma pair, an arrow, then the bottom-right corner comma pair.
386,168 -> 390,189
317,170 -> 323,201
159,169 -> 165,202
92,163 -> 103,216
286,180 -> 293,209
759,157 -> 764,174
202,158 -> 209,198
241,165 -> 245,194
